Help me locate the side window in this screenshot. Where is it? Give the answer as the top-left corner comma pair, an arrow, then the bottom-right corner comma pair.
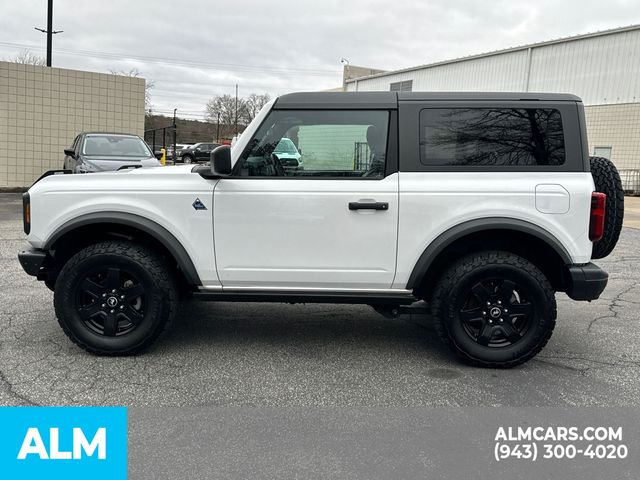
420,108 -> 565,166
236,110 -> 389,178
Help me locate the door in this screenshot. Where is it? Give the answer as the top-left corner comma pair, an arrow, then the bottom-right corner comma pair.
213,109 -> 399,290
196,143 -> 213,161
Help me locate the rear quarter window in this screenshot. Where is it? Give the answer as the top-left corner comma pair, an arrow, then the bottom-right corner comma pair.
420,108 -> 565,167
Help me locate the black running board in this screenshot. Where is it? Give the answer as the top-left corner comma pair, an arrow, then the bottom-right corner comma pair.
192,290 -> 417,305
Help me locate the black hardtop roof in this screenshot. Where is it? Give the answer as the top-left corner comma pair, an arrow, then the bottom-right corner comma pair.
274,91 -> 581,109
274,92 -> 397,109
398,91 -> 581,102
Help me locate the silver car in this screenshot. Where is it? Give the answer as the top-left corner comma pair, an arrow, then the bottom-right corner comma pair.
63,133 -> 160,173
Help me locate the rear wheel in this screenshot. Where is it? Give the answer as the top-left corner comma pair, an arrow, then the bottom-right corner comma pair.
54,241 -> 177,355
431,251 -> 556,368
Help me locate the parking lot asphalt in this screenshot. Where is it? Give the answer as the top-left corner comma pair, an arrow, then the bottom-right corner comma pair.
1,192 -> 640,407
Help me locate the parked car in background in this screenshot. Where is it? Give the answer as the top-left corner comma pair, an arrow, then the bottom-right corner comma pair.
175,143 -> 192,153
273,137 -> 303,171
64,133 -> 160,173
162,144 -> 192,161
178,142 -> 219,164
168,144 -> 192,162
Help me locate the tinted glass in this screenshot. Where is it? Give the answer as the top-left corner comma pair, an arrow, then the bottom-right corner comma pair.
420,108 -> 565,166
237,110 -> 389,177
82,135 -> 152,158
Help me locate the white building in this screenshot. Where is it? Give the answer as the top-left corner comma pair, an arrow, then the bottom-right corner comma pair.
345,24 -> 640,189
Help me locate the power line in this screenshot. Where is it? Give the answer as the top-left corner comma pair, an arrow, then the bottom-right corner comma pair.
0,41 -> 340,77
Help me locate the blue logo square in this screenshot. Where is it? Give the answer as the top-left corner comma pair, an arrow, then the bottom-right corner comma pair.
0,407 -> 127,479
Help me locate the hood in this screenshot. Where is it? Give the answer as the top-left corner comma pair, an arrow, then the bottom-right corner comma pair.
80,156 -> 160,171
28,163 -> 210,198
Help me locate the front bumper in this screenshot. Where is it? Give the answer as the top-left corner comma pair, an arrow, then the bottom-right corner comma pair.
565,263 -> 608,301
18,246 -> 47,276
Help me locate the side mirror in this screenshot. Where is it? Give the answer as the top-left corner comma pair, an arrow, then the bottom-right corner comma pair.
64,148 -> 75,158
210,145 -> 232,176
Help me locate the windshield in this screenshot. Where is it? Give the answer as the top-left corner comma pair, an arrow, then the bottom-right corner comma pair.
82,135 -> 152,158
274,138 -> 299,155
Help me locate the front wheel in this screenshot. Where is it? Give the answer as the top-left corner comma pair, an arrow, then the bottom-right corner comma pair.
181,155 -> 192,164
54,241 -> 177,355
430,251 -> 556,368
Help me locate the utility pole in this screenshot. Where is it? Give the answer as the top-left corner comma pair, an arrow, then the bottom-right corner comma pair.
172,108 -> 177,161
35,0 -> 63,67
216,112 -> 220,143
46,0 -> 53,66
235,83 -> 238,137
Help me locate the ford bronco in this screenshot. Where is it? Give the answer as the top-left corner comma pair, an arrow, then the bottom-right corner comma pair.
18,92 -> 624,367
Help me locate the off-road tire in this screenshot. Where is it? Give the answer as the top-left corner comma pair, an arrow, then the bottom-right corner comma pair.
431,251 -> 556,368
590,156 -> 624,259
53,240 -> 178,355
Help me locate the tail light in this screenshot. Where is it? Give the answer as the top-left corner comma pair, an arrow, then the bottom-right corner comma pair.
589,192 -> 606,242
23,192 -> 31,235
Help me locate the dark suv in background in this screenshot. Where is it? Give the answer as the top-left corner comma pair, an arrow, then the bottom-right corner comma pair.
178,142 -> 220,164
63,132 -> 160,173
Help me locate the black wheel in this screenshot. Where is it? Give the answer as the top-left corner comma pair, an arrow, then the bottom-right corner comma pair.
181,155 -> 193,164
54,241 -> 177,355
431,251 -> 556,368
590,156 -> 624,259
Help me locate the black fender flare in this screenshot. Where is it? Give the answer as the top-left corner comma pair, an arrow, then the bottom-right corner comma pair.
406,217 -> 572,290
44,211 -> 202,286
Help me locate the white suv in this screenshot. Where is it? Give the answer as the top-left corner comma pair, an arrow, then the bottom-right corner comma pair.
18,92 -> 624,367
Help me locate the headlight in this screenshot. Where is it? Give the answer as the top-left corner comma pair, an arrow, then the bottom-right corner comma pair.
76,163 -> 96,173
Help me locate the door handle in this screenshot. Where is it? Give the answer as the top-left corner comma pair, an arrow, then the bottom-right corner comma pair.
348,201 -> 389,211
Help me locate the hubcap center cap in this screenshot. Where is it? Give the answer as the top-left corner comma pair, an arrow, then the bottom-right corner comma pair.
489,306 -> 502,319
106,296 -> 119,308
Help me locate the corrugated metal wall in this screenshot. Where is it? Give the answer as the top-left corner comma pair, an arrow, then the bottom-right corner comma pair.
346,27 -> 640,106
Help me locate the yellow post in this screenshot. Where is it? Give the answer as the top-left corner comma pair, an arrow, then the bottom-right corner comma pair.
160,147 -> 166,165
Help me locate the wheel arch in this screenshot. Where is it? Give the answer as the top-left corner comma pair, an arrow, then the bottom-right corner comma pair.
407,218 -> 572,296
43,212 -> 201,286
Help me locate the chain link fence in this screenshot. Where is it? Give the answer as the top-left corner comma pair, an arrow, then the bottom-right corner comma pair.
620,169 -> 640,195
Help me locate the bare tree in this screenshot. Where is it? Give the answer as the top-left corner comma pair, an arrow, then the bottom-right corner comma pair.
205,94 -> 247,136
242,93 -> 271,124
109,68 -> 155,113
7,50 -> 46,66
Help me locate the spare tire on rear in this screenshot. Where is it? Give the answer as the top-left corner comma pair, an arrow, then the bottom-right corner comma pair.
590,156 -> 624,259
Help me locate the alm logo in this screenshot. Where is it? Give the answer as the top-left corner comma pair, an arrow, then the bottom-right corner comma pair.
0,407 -> 126,479
17,427 -> 106,460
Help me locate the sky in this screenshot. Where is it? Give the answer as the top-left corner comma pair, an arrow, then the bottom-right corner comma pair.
2,0 -> 640,120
